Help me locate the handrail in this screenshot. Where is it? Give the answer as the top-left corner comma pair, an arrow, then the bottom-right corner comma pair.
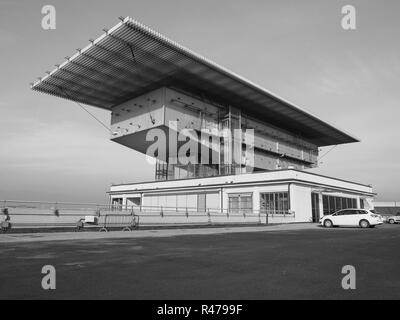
1,200 -> 109,207
1,200 -> 294,215
0,199 -> 295,231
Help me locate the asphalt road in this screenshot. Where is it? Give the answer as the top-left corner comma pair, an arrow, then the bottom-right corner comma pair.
0,224 -> 399,299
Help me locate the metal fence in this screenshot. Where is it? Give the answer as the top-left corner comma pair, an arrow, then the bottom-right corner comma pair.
0,200 -> 296,232
99,214 -> 140,232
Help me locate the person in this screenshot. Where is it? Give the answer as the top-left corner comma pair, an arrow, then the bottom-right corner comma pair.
1,208 -> 10,221
1,208 -> 11,231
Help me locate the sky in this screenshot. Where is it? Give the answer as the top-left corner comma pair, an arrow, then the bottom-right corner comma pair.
0,0 -> 399,203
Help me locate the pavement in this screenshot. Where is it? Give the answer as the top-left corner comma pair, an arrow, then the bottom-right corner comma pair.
0,223 -> 318,243
0,223 -> 399,299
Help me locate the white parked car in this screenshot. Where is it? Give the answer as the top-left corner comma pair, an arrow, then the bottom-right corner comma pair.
387,213 -> 400,224
320,209 -> 383,228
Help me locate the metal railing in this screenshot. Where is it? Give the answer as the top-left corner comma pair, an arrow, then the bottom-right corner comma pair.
99,214 -> 140,232
0,200 -> 295,232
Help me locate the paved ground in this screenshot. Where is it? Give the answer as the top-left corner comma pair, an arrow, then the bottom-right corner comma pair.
0,223 -> 399,299
0,223 -> 317,243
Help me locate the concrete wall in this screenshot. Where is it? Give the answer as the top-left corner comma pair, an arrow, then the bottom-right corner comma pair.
111,87 -> 165,138
109,87 -> 319,172
290,184 -> 313,222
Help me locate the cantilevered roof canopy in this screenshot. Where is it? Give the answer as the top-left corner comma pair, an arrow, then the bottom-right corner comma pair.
31,17 -> 358,146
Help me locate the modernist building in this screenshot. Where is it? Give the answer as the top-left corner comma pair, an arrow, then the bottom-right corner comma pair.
32,17 -> 375,224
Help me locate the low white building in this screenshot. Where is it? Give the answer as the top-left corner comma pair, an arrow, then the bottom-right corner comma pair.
109,169 -> 374,225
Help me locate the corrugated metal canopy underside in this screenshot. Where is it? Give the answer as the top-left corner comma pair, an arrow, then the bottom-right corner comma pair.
31,17 -> 358,147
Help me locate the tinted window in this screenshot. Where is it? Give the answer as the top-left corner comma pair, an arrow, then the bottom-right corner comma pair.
229,193 -> 253,214
260,192 -> 288,215
323,195 -> 329,215
329,197 -> 335,213
323,196 -> 359,215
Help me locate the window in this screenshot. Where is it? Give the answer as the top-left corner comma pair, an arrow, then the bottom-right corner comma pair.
144,192 -> 220,212
111,198 -> 123,211
197,193 -> 206,212
335,197 -> 341,211
240,195 -> 253,212
186,194 -> 197,210
126,197 -> 141,209
260,192 -> 289,215
206,193 -> 220,210
322,195 -> 358,215
329,197 -> 335,214
229,193 -> 253,214
229,196 -> 239,212
311,193 -> 320,222
323,195 -> 330,215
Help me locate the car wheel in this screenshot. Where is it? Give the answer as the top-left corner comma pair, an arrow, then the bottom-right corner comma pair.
359,220 -> 370,228
389,219 -> 395,224
324,219 -> 333,228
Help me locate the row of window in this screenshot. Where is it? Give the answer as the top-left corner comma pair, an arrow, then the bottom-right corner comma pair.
143,192 -> 220,211
260,192 -> 289,214
112,192 -> 358,216
114,192 -> 290,215
155,162 -> 220,181
323,195 -> 357,215
228,192 -> 290,215
228,193 -> 253,213
111,194 -> 220,212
